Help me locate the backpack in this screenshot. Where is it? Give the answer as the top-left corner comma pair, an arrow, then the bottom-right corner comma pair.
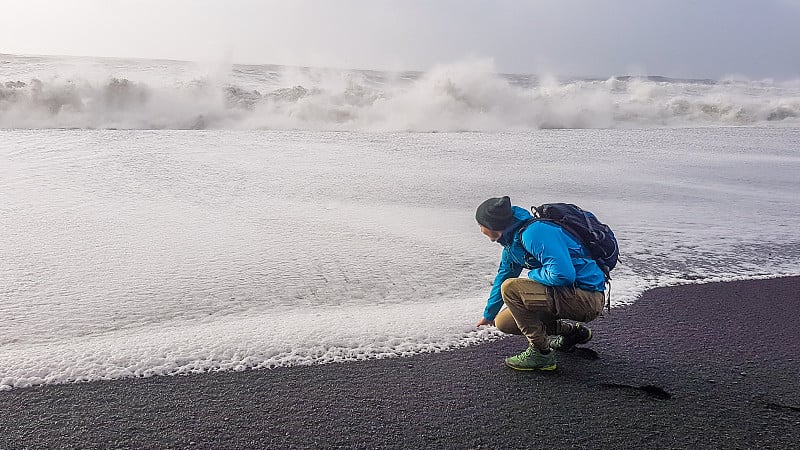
524,203 -> 619,279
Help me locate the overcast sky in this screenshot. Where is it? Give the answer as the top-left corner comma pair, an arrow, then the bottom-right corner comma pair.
2,0 -> 799,79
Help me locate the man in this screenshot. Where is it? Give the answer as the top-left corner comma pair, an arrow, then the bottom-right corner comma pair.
475,196 -> 606,371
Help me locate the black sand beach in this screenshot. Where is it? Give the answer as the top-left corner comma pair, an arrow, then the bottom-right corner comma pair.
2,277 -> 799,449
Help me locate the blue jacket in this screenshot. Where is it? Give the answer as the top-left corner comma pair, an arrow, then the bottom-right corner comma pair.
483,206 -> 606,321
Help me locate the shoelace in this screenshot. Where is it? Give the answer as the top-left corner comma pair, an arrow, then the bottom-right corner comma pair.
549,335 -> 564,350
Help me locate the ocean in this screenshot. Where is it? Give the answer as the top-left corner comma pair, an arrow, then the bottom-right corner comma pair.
2,54 -> 799,389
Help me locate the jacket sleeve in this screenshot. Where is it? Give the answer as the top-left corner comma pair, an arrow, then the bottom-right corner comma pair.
484,247 -> 523,320
522,225 -> 576,287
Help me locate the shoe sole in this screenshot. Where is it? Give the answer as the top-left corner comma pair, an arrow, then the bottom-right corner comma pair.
504,361 -> 557,371
578,327 -> 593,344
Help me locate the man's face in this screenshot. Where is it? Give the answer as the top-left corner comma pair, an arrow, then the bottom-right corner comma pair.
480,225 -> 503,242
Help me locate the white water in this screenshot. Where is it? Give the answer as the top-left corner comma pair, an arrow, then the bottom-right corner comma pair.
2,56 -> 800,389
2,55 -> 799,131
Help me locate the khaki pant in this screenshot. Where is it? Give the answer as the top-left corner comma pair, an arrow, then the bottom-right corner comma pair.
495,278 -> 605,351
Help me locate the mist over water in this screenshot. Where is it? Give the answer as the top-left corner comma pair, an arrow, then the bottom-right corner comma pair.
2,54 -> 799,130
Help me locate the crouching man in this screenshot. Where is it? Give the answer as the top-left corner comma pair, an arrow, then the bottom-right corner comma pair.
475,196 -> 606,371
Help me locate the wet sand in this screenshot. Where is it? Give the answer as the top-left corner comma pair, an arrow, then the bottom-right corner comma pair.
2,277 -> 799,449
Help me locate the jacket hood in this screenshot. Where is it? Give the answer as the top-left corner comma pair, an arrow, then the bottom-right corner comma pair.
497,206 -> 533,246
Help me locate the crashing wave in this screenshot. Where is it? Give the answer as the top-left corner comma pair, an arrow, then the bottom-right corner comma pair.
1,56 -> 799,130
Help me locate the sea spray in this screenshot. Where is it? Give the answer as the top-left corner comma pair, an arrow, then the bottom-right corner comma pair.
2,54 -> 799,130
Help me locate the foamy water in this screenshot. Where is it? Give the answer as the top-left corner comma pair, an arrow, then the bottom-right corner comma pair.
2,54 -> 799,131
2,55 -> 800,389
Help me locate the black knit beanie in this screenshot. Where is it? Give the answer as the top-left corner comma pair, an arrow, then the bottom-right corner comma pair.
475,196 -> 514,231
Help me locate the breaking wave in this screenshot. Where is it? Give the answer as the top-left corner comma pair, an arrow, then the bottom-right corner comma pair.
1,55 -> 799,130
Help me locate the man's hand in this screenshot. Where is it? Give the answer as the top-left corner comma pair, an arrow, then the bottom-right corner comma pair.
476,317 -> 495,327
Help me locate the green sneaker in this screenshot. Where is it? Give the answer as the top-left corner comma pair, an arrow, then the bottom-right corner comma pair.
504,346 -> 557,371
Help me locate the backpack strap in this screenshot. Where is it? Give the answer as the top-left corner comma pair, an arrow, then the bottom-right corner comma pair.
516,217 -> 538,236
528,206 -> 612,282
